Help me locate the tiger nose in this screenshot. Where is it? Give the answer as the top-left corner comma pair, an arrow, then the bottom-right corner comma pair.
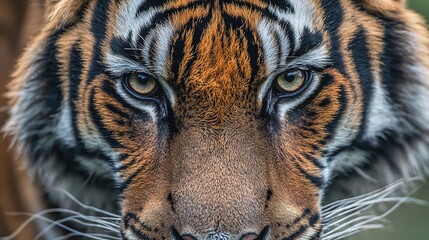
239,233 -> 258,240
170,227 -> 270,240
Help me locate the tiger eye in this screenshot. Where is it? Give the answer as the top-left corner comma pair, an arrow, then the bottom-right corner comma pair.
126,73 -> 158,96
275,69 -> 308,94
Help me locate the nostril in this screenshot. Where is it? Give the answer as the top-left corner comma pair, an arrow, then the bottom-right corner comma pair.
256,226 -> 270,240
170,227 -> 181,240
182,235 -> 198,240
170,227 -> 197,240
240,226 -> 270,240
240,233 -> 259,240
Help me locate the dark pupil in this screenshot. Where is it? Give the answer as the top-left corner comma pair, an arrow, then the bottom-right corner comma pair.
137,74 -> 149,85
285,71 -> 300,82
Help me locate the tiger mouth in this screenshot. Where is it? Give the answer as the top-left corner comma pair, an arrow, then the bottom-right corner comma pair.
169,226 -> 271,240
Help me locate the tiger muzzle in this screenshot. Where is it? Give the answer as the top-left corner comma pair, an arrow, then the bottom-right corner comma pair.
120,124 -> 322,240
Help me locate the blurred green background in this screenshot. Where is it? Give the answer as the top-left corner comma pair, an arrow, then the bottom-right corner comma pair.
351,3 -> 429,240
410,0 -> 429,18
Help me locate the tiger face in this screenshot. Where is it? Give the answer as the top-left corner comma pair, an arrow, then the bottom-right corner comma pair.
6,0 -> 429,239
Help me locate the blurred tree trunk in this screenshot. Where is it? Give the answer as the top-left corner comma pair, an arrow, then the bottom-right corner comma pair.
0,0 -> 46,239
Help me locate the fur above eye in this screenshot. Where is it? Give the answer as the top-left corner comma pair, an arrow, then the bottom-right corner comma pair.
274,69 -> 312,96
123,72 -> 160,98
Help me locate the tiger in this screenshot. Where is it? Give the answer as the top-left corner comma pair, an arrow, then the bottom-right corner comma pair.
4,0 -> 429,239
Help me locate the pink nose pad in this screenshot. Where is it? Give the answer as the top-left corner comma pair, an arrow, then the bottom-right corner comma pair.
182,236 -> 196,240
240,233 -> 259,240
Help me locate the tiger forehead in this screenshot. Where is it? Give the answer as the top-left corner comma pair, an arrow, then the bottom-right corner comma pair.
170,6 -> 264,91
109,0 -> 326,79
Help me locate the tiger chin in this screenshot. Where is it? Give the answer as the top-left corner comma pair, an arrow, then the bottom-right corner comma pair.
4,0 -> 429,239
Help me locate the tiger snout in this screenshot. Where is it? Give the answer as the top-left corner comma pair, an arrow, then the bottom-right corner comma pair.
120,126 -> 322,240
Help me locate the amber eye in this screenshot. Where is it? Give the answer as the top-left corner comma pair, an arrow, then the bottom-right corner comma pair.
124,72 -> 158,97
274,69 -> 311,95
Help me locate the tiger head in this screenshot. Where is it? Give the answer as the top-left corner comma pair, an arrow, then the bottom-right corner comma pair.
6,0 -> 429,239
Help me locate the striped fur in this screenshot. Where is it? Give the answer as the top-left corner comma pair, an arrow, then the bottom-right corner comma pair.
5,0 -> 429,239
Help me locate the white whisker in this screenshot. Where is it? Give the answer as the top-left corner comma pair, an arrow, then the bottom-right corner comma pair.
322,177 -> 427,240
2,189 -> 121,240
53,232 -> 120,240
2,213 -> 114,240
56,189 -> 121,218
33,215 -> 120,240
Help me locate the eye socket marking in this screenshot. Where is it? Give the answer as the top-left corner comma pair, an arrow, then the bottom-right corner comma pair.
123,72 -> 159,99
120,72 -> 176,119
273,69 -> 312,97
259,68 -> 316,116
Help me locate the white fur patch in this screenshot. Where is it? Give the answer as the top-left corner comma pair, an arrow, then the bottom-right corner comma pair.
257,19 -> 283,74
115,0 -> 162,45
152,23 -> 175,78
268,0 -> 316,52
56,103 -> 77,147
125,229 -> 140,240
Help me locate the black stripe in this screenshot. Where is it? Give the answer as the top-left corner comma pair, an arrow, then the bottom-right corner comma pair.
110,36 -> 141,63
282,225 -> 307,240
167,193 -> 177,213
326,84 -> 348,138
138,2 -> 212,85
95,81 -> 155,149
88,88 -> 124,149
24,2 -> 116,184
323,85 -> 348,160
26,28 -> 67,165
136,0 -> 169,15
283,212 -> 319,240
114,154 -> 138,172
283,21 -> 296,57
170,30 -> 185,81
349,27 -> 373,142
221,13 -> 261,87
304,153 -> 325,170
136,1 -> 208,46
87,0 -> 111,82
378,17 -> 405,108
243,23 -> 262,88
38,32 -> 63,113
119,163 -> 149,192
325,16 -> 406,163
320,0 -> 347,76
123,212 -> 159,232
292,27 -> 323,57
261,0 -> 294,13
69,43 -> 85,148
61,40 -> 117,168
309,213 -> 320,227
295,163 -> 323,188
222,0 -> 297,53
115,157 -> 138,172
177,5 -> 213,87
308,231 -> 321,240
105,103 -> 131,119
323,86 -> 348,162
67,42 -> 115,164
285,208 -> 311,229
318,97 -> 331,107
